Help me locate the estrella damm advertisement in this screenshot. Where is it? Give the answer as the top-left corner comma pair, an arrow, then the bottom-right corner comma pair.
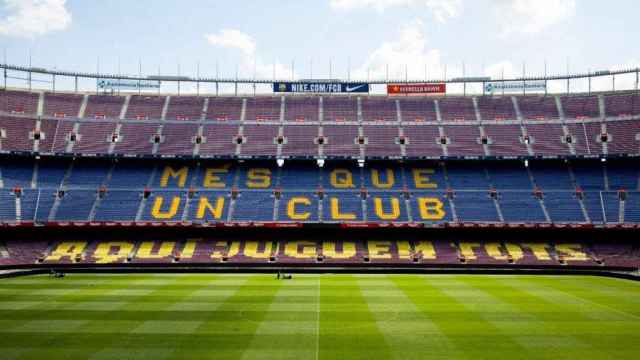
387,83 -> 446,95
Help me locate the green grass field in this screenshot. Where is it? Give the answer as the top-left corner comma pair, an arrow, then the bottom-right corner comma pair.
0,273 -> 638,360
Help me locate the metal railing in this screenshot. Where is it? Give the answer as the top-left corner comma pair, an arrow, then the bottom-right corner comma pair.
2,63 -> 639,96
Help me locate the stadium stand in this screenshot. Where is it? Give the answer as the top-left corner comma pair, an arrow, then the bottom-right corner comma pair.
2,90 -> 640,160
0,238 -> 637,270
0,89 -> 640,230
0,156 -> 637,226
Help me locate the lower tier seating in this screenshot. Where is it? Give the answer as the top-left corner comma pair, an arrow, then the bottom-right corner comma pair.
0,238 -> 638,270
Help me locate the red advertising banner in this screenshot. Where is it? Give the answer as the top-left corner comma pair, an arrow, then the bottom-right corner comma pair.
387,83 -> 446,95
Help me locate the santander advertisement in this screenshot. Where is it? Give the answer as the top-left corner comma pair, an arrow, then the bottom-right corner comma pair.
387,83 -> 446,95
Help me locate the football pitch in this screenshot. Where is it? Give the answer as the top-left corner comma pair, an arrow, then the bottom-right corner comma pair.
0,274 -> 638,360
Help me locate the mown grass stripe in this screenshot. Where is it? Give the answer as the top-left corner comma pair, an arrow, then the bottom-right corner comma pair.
358,275 -> 460,360
459,275 -> 623,360
510,276 -> 640,320
318,275 -> 393,360
395,275 -> 541,360
240,275 -> 319,360
162,275 -> 282,360
499,276 -> 640,357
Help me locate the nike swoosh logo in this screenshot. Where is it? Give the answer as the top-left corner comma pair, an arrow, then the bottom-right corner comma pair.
345,84 -> 366,92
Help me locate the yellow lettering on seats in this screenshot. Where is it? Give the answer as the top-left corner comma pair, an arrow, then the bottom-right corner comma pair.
181,238 -> 201,258
417,198 -> 445,220
371,169 -> 395,189
136,241 -> 176,259
330,169 -> 355,188
484,242 -> 509,260
211,241 -> 240,259
368,241 -> 392,259
151,196 -> 181,219
504,243 -> 524,261
555,243 -> 588,261
94,241 -> 134,264
202,164 -> 231,188
397,241 -> 411,259
412,169 -> 437,189
414,241 -> 437,259
45,241 -> 87,262
287,197 -> 311,220
285,241 -> 317,259
196,197 -> 225,219
160,166 -> 188,188
374,197 -> 401,220
457,242 -> 481,260
244,241 -> 273,258
330,198 -> 356,220
522,243 -> 552,260
322,241 -> 356,259
246,168 -> 272,188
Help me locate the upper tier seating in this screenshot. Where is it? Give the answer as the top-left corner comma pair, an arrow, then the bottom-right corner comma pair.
44,93 -> 83,118
165,96 -> 205,121
562,95 -> 601,119
476,96 -> 516,120
0,90 -> 39,114
84,95 -> 124,119
0,91 -> 639,159
284,97 -> 318,122
125,95 -> 165,120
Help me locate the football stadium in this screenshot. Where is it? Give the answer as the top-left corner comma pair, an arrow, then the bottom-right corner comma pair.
0,1 -> 639,359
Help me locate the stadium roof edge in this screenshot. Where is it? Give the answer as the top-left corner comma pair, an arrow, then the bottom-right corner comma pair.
2,63 -> 640,85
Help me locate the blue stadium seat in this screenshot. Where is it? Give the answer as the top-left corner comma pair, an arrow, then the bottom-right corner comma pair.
37,159 -> 69,189
530,161 -> 574,190
624,192 -> 640,223
231,191 -> 275,221
499,192 -> 547,223
602,192 -> 621,223
94,190 -> 141,221
607,163 -> 639,191
18,189 -> 38,222
487,162 -> 532,190
572,162 -> 605,190
55,190 -> 96,221
280,163 -> 320,190
30,190 -> 57,222
544,192 -> 585,223
0,159 -> 33,189
452,191 -> 500,222
109,161 -> 155,189
0,190 -> 16,221
445,162 -> 490,190
66,160 -> 110,188
582,192 -> 605,224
